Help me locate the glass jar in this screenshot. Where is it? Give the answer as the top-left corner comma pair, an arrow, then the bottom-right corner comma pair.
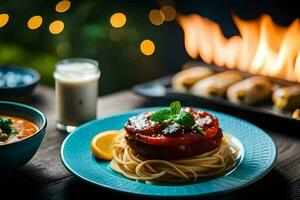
54,58 -> 100,132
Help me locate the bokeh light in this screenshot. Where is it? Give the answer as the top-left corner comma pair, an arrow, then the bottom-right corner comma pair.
0,13 -> 9,28
160,5 -> 176,22
49,20 -> 64,34
149,9 -> 165,26
110,13 -> 127,28
55,0 -> 71,13
140,39 -> 155,56
27,15 -> 43,30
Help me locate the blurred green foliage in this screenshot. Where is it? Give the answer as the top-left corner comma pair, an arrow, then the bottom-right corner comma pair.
0,0 -> 184,95
0,43 -> 57,86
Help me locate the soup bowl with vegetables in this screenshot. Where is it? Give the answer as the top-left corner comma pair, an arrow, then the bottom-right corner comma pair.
0,101 -> 46,174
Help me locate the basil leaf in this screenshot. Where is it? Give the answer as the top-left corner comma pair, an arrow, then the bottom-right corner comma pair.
172,111 -> 195,128
150,109 -> 171,122
170,101 -> 181,115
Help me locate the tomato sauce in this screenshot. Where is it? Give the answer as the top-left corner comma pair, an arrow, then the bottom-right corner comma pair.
125,108 -> 219,146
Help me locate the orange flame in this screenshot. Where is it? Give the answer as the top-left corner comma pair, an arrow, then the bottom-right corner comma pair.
177,14 -> 300,82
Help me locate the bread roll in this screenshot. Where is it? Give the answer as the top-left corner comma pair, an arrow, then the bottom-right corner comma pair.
191,70 -> 243,97
273,85 -> 300,110
227,76 -> 272,105
172,66 -> 213,92
292,109 -> 300,120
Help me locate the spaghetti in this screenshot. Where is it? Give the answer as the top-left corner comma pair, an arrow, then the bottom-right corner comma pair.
110,130 -> 238,183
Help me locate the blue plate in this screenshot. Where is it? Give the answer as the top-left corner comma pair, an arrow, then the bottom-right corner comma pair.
61,107 -> 277,197
0,66 -> 40,97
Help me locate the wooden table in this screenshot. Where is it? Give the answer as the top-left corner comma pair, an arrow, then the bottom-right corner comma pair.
1,85 -> 300,200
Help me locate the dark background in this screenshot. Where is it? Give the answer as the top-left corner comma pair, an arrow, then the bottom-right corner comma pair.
0,0 -> 298,95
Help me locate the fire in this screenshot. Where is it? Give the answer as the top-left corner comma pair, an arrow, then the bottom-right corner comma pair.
177,14 -> 300,82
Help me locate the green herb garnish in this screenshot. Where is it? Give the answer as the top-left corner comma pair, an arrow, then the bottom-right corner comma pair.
0,117 -> 19,141
0,117 -> 13,133
193,125 -> 206,135
172,111 -> 195,128
170,101 -> 181,115
0,133 -> 8,141
150,101 -> 195,128
150,109 -> 171,122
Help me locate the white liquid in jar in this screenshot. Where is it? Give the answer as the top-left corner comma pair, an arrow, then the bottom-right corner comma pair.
54,61 -> 100,126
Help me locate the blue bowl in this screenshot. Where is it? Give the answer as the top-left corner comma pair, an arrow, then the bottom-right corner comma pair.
0,66 -> 40,97
0,101 -> 47,174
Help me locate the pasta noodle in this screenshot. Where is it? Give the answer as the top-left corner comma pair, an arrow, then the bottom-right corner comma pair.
110,130 -> 238,183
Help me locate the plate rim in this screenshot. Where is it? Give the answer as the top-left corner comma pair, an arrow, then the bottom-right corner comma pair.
61,107 -> 277,197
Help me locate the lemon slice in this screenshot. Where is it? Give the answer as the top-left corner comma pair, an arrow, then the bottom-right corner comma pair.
90,130 -> 119,160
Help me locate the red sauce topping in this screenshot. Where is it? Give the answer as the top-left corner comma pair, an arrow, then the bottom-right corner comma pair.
125,108 -> 220,146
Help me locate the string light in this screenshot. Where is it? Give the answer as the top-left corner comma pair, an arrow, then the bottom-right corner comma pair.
0,13 -> 9,28
149,9 -> 165,26
110,13 -> 127,28
49,20 -> 64,34
55,0 -> 71,13
27,15 -> 43,30
160,5 -> 176,22
140,39 -> 155,56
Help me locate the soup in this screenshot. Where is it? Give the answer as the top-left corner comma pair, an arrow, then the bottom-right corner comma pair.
0,115 -> 38,145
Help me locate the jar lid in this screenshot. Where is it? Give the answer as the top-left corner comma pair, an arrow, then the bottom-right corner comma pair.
54,58 -> 100,82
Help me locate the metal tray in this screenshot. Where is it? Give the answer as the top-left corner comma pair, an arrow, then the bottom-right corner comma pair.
132,62 -> 300,127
